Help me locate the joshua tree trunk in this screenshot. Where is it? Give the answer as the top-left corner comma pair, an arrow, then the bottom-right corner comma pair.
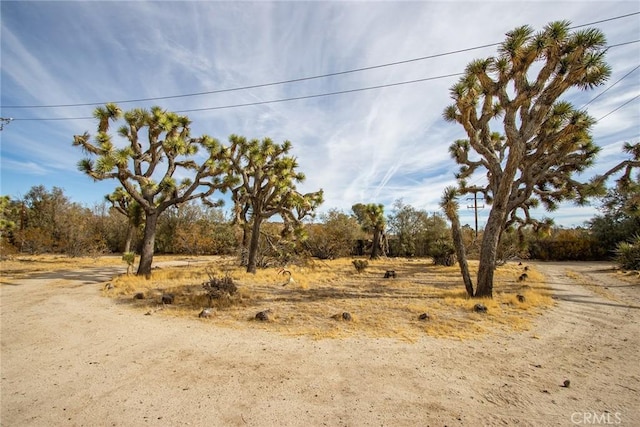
370,228 -> 382,260
449,210 -> 474,297
124,223 -> 135,254
474,174 -> 516,297
240,222 -> 251,266
136,211 -> 159,277
246,216 -> 263,274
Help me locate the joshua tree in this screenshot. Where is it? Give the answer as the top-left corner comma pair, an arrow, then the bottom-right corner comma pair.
352,203 -> 386,259
440,187 -> 474,297
73,104 -> 231,276
443,21 -> 612,297
227,135 -> 323,273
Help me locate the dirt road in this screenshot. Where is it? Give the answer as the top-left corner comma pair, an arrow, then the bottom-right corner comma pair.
1,261 -> 638,426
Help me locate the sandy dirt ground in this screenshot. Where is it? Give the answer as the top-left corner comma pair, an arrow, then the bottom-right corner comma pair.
1,260 -> 639,426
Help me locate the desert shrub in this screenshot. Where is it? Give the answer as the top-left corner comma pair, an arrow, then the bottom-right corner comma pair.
529,228 -> 604,261
304,209 -> 362,259
615,235 -> 640,270
122,252 -> 136,274
203,274 -> 237,298
431,241 -> 456,266
352,259 -> 369,273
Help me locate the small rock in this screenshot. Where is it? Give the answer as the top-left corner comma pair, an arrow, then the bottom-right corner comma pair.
562,379 -> 571,388
518,273 -> 528,282
473,303 -> 488,313
418,313 -> 430,321
255,309 -> 272,321
384,270 -> 397,279
517,294 -> 526,303
161,293 -> 175,304
342,312 -> 352,321
104,283 -> 114,290
133,292 -> 145,300
199,308 -> 213,318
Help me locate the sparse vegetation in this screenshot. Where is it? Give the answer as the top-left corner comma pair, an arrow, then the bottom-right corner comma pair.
101,256 -> 554,341
615,235 -> 640,271
352,259 -> 369,273
122,252 -> 135,275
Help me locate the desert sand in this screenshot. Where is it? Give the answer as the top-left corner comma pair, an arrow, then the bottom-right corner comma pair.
1,260 -> 638,426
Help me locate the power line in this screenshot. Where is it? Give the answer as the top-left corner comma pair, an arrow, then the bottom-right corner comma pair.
597,94 -> 640,122
9,72 -> 464,121
3,12 -> 638,110
581,64 -> 640,109
10,56 -> 640,123
2,45 -> 495,110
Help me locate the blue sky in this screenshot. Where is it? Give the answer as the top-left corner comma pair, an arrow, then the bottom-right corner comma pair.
1,1 -> 639,229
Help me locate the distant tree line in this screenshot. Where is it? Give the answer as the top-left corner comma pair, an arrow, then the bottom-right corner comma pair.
2,186 -> 637,269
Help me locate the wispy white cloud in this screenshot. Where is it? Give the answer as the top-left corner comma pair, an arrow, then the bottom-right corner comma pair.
1,1 -> 638,227
0,158 -> 49,176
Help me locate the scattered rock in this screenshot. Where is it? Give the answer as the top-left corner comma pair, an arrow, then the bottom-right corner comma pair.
518,273 -> 528,282
133,292 -> 145,300
517,294 -> 526,303
473,303 -> 488,313
255,309 -> 272,321
418,313 -> 430,321
198,308 -> 213,319
384,270 -> 397,279
331,312 -> 353,321
161,293 -> 175,304
523,266 -> 529,271
104,283 -> 114,290
562,379 -> 571,388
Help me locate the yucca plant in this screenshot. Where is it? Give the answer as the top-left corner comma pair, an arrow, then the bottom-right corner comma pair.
615,235 -> 640,270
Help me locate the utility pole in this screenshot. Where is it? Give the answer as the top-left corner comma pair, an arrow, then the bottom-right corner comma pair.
466,192 -> 484,238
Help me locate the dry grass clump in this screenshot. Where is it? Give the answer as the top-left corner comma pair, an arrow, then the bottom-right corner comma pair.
106,257 -> 554,341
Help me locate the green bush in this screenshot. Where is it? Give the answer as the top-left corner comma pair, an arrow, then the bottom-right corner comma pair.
615,235 -> 640,270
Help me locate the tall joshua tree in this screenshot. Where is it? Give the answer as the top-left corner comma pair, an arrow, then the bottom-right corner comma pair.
443,21 -> 612,297
73,104 -> 231,276
227,135 -> 323,273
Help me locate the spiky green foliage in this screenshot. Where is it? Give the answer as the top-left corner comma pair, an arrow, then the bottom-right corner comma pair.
615,235 -> 640,270
443,21 -> 612,297
227,135 -> 323,273
352,203 -> 386,260
73,104 -> 232,276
